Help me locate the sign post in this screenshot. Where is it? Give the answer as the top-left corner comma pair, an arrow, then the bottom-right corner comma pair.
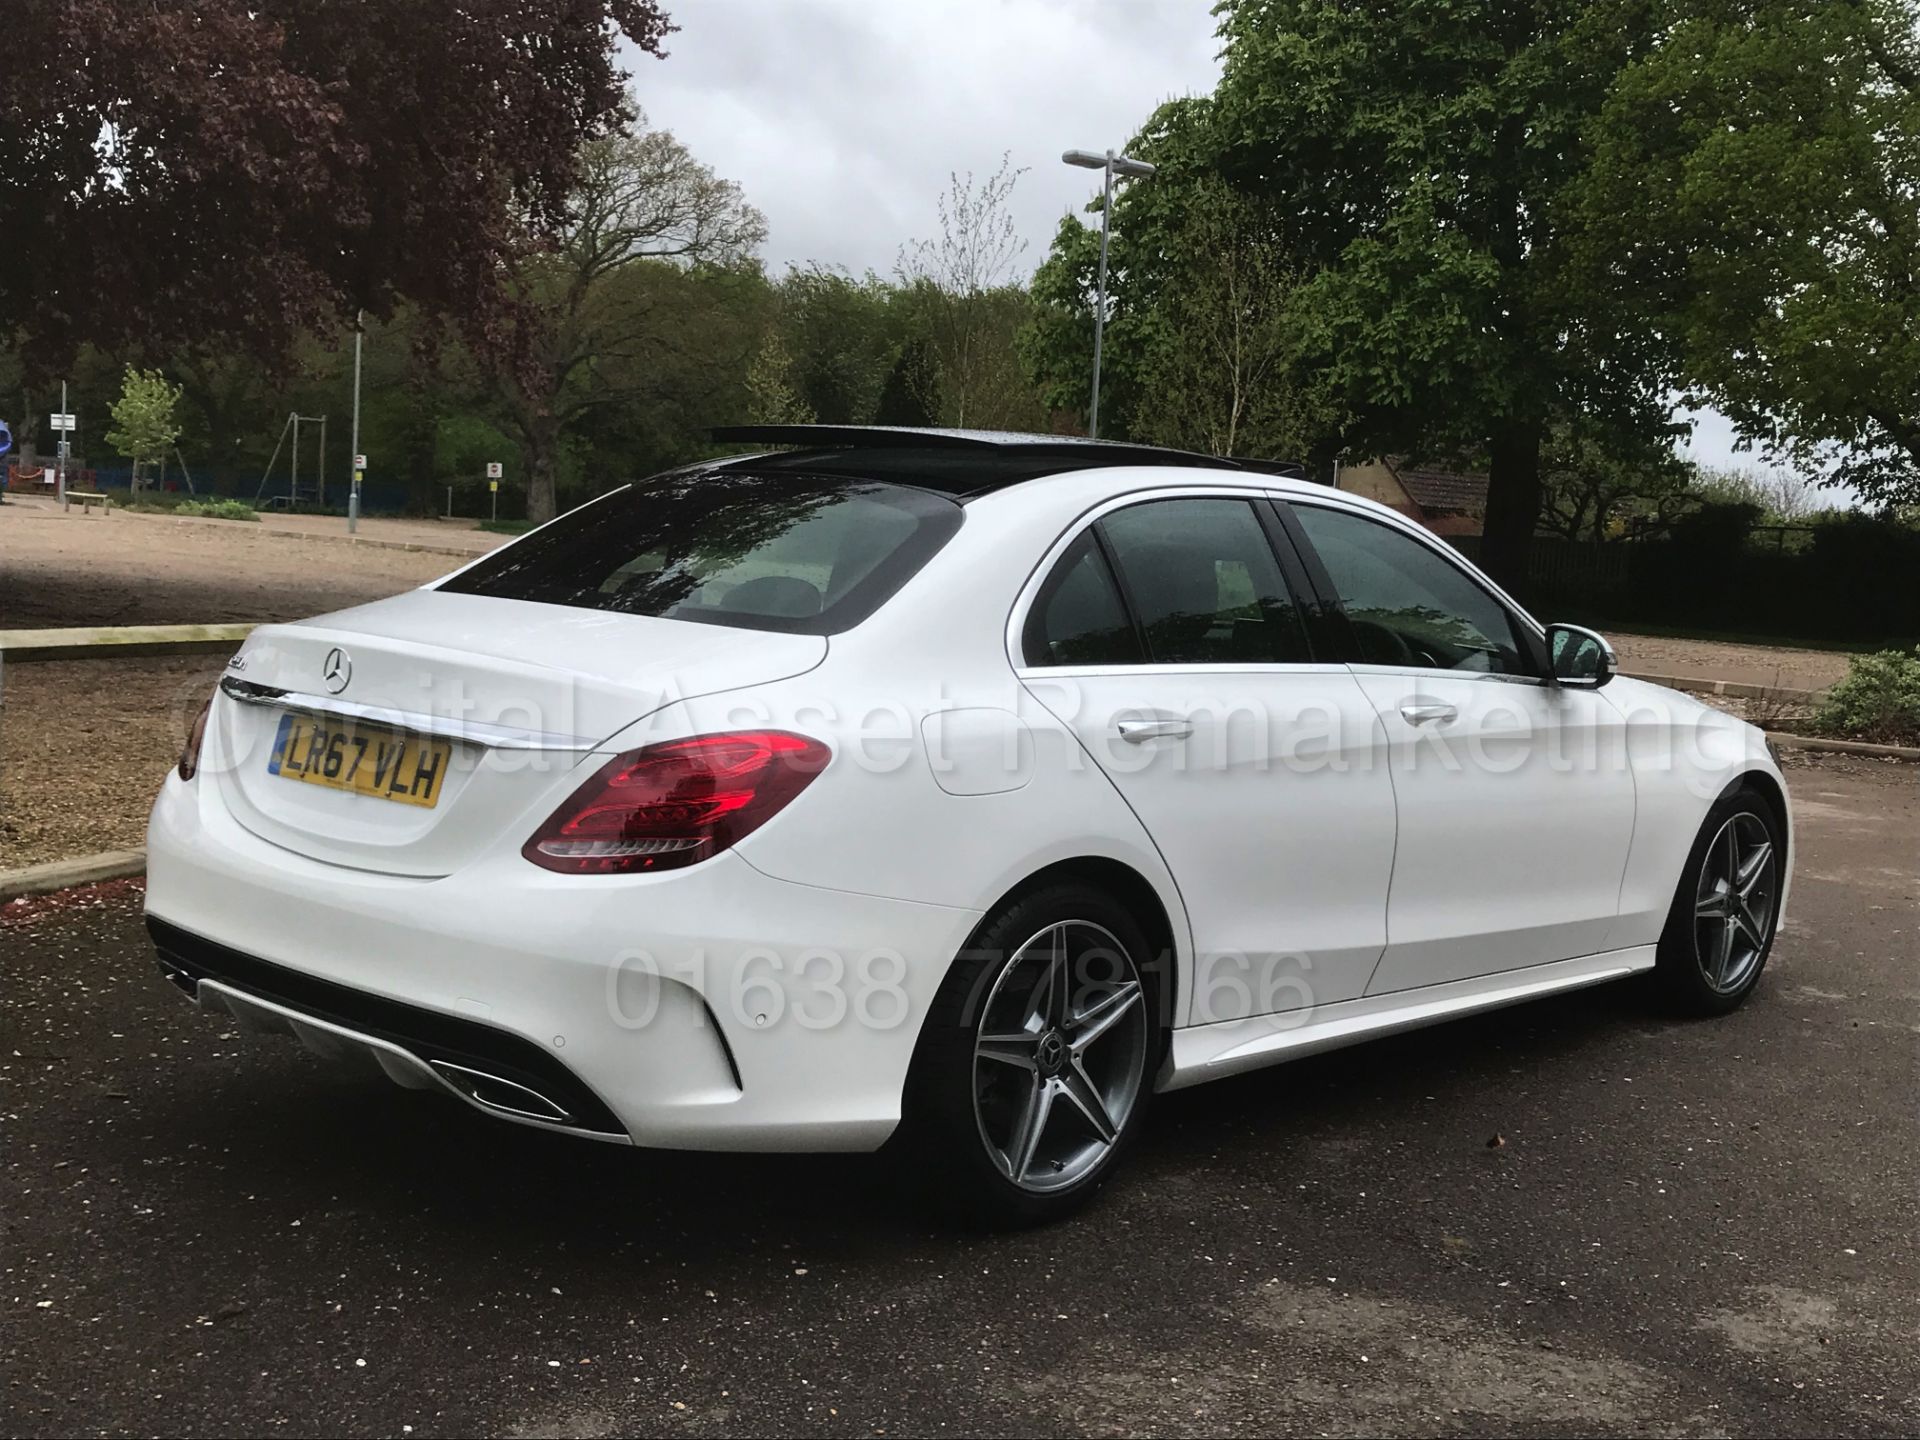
51,390 -> 75,511
346,316 -> 363,533
487,462 -> 503,523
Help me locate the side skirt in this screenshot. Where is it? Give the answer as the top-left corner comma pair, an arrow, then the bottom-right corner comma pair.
1157,946 -> 1656,1093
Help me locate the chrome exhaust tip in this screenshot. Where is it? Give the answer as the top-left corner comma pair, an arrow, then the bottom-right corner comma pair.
156,956 -> 200,998
427,1061 -> 573,1124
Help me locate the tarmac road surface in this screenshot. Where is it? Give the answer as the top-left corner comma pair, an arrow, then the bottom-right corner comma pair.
2,756 -> 1914,1437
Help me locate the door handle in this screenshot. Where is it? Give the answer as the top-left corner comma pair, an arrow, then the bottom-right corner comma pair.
1399,702 -> 1457,725
1117,717 -> 1194,743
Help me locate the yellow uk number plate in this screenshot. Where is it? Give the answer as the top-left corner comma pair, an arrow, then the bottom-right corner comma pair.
268,713 -> 452,809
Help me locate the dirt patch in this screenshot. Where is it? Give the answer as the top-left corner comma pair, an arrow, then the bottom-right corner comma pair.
0,498 -> 473,629
1699,1285 -> 1839,1357
1020,1280 -> 1683,1437
0,657 -> 225,867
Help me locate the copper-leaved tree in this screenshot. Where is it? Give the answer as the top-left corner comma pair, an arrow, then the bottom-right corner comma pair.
0,0 -> 673,372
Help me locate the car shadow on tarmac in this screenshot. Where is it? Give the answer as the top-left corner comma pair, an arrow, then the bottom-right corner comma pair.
163,973 -> 1664,1250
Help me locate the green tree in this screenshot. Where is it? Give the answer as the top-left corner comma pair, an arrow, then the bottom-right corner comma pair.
744,329 -> 815,425
1579,0 -> 1920,507
1201,0 -> 1681,581
774,267 -> 904,424
1539,420 -> 1697,542
104,366 -> 183,488
1130,179 -> 1324,460
1691,464 -> 1828,525
486,116 -> 766,522
1021,98 -> 1227,441
874,337 -> 941,427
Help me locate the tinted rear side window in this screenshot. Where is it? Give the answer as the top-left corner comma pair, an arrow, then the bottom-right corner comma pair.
438,473 -> 963,635
1023,531 -> 1143,667
1100,498 -> 1311,664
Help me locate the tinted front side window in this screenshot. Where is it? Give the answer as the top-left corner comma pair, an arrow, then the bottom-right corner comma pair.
438,473 -> 962,635
1100,499 -> 1310,665
1291,504 -> 1532,674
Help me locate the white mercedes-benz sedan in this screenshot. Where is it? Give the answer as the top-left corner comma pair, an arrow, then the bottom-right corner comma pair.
147,425 -> 1791,1224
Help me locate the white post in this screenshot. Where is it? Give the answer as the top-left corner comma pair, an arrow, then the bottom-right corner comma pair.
348,314 -> 363,533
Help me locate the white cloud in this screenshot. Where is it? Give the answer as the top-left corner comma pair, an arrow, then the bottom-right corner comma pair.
623,0 -> 1223,276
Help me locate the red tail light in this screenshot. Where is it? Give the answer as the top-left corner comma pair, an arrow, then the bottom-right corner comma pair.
178,695 -> 214,781
524,731 -> 831,875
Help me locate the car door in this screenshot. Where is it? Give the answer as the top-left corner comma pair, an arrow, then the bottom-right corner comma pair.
1015,491 -> 1399,1024
1281,499 -> 1637,994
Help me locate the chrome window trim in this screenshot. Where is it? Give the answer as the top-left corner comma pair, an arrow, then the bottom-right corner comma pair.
218,677 -> 601,753
1013,660 -> 1352,682
1344,663 -> 1550,689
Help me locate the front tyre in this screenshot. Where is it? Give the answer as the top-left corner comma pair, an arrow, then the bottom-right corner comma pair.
1654,787 -> 1784,1015
902,883 -> 1161,1227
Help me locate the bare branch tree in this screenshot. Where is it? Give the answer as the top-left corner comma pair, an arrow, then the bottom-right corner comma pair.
897,155 -> 1036,428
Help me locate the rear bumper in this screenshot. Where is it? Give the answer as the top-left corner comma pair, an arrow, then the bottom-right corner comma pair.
145,771 -> 982,1152
150,918 -> 631,1140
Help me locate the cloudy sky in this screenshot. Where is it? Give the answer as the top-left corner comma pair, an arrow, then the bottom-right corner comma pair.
625,0 -> 1762,471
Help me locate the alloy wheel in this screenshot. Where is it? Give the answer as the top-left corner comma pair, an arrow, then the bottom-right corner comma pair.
971,920 -> 1149,1194
1693,812 -> 1777,994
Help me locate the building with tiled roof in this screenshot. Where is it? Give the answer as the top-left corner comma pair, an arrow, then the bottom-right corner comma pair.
1334,457 -> 1490,537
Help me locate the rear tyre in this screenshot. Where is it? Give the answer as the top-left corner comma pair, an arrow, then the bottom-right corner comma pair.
900,882 -> 1162,1228
1652,787 -> 1784,1016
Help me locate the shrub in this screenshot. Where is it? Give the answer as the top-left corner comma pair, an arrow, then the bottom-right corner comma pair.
110,492 -> 258,520
1815,647 -> 1920,746
179,498 -> 259,521
108,489 -> 192,511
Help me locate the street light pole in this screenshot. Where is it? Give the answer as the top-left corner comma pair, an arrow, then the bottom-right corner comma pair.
1090,153 -> 1115,440
1063,148 -> 1156,439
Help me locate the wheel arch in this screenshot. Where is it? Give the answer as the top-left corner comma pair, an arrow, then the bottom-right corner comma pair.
972,855 -> 1186,1037
1726,765 -> 1793,915
1729,767 -> 1789,841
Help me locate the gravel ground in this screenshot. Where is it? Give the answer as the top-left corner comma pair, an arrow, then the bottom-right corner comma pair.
1605,634 -> 1853,693
0,657 -> 225,867
0,755 -> 1913,1437
0,496 -> 475,630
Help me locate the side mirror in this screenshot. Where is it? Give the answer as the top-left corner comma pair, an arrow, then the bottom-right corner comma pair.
1547,623 -> 1616,689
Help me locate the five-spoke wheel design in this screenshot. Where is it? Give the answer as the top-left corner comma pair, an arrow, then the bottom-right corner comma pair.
1693,811 -> 1778,995
971,920 -> 1149,1194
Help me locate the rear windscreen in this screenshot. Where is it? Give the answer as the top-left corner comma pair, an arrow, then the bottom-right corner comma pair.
437,472 -> 964,635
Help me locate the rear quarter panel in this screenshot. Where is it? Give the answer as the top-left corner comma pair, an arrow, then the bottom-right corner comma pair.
587,474 -> 1205,1023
